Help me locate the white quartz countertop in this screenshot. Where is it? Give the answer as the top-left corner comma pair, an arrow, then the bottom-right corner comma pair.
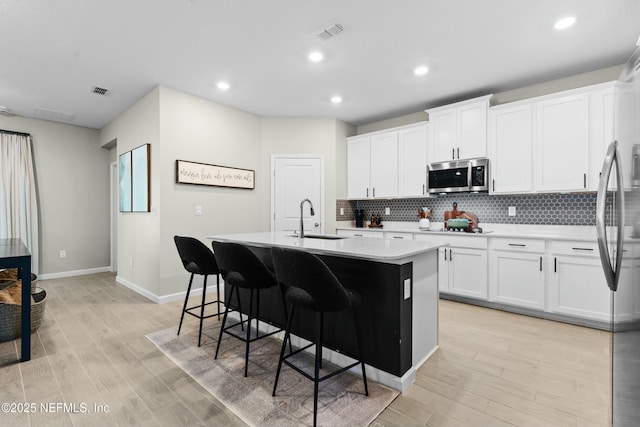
207,231 -> 443,261
335,221 -> 610,242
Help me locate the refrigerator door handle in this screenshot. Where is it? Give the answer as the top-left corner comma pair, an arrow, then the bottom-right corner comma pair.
596,140 -> 625,291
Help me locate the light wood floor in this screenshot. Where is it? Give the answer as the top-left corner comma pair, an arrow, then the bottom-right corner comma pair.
0,273 -> 611,426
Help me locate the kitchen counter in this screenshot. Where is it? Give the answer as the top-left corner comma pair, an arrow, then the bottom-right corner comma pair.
336,221 -> 605,242
208,231 -> 441,392
209,231 -> 443,262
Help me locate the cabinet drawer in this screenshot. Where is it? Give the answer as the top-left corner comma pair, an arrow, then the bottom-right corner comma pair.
491,238 -> 545,253
337,229 -> 384,239
550,240 -> 598,256
384,232 -> 414,240
414,233 -> 487,249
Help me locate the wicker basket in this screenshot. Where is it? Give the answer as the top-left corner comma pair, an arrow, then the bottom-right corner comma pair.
0,286 -> 47,343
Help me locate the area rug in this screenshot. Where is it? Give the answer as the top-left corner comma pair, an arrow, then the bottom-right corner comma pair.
146,322 -> 398,426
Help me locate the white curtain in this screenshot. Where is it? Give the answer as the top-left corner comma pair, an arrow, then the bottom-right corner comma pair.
0,132 -> 39,274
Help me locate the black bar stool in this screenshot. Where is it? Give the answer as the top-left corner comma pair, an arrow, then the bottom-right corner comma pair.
270,246 -> 368,427
174,235 -> 235,347
212,241 -> 287,377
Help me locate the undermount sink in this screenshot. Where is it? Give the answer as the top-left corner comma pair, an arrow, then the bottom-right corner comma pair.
288,233 -> 348,240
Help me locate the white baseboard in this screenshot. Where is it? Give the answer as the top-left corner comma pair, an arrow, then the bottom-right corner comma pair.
115,275 -> 224,305
39,266 -> 112,280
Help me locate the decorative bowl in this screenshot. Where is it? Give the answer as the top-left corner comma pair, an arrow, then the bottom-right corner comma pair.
446,218 -> 470,230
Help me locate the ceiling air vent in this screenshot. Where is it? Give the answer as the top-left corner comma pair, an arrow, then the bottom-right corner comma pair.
317,22 -> 344,41
91,86 -> 109,96
34,107 -> 75,122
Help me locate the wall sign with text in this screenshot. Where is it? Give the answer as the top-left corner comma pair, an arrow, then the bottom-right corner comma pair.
175,160 -> 255,190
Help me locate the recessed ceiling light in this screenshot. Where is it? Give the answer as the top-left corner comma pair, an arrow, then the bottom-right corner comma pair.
308,51 -> 324,62
554,16 -> 576,30
414,65 -> 429,76
331,95 -> 342,104
216,81 -> 230,90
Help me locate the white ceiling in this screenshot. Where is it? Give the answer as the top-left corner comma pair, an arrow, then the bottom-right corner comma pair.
1,0 -> 640,130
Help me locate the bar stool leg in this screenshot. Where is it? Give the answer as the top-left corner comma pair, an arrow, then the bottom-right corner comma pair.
178,273 -> 194,336
215,284 -> 236,359
216,274 -> 221,321
197,275 -> 208,347
244,288 -> 255,377
273,305 -> 295,396
313,311 -> 324,427
352,307 -> 369,396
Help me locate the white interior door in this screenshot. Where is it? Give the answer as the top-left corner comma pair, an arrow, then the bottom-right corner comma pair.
272,156 -> 323,233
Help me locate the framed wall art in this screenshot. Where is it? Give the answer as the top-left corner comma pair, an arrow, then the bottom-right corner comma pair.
120,144 -> 151,212
175,159 -> 255,190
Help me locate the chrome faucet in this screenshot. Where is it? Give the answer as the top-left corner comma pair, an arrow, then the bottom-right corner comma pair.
299,198 -> 315,238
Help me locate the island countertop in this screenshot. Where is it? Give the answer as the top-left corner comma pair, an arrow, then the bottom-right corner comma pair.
207,231 -> 444,262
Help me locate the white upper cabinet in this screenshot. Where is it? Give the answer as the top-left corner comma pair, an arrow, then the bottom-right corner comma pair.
370,132 -> 398,198
427,95 -> 494,162
488,82 -> 615,194
535,93 -> 589,192
488,103 -> 534,193
398,124 -> 428,197
588,84 -> 616,190
347,136 -> 371,199
347,123 -> 428,199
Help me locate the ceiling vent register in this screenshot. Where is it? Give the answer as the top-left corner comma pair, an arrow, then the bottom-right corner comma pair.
317,23 -> 344,41
91,87 -> 109,96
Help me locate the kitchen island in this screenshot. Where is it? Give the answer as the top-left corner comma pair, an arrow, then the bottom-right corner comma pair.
207,231 -> 443,392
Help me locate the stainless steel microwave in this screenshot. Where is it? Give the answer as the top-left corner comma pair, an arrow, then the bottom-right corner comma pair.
426,158 -> 490,194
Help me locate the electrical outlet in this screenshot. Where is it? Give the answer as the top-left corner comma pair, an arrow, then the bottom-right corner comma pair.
404,278 -> 411,300
340,207 -> 344,215
508,206 -> 516,217
385,207 -> 391,215
59,250 -> 66,258
195,205 -> 203,216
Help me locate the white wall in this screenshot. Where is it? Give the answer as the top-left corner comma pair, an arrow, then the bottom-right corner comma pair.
157,86 -> 264,296
0,115 -> 110,275
260,118 -> 354,233
100,87 -> 162,295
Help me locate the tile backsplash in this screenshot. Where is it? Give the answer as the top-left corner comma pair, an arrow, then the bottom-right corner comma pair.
336,191 -> 640,226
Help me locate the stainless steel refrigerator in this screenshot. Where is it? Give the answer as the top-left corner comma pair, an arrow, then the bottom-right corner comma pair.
596,46 -> 640,427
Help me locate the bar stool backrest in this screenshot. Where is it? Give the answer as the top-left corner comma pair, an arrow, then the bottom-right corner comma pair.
211,241 -> 276,289
174,236 -> 219,275
271,246 -> 351,312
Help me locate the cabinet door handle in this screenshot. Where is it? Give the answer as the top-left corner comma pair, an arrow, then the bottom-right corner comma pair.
508,243 -> 526,247
492,179 -> 495,192
423,184 -> 425,195
554,257 -> 557,273
366,188 -> 369,197
583,173 -> 587,189
449,249 -> 453,261
456,147 -> 460,159
372,187 -> 376,197
540,256 -> 543,272
444,249 -> 447,261
354,233 -> 363,237
572,247 -> 594,252
393,236 -> 403,239
452,148 -> 455,159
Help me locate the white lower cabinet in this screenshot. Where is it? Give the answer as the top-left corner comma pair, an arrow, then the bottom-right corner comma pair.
415,234 -> 488,299
446,247 -> 488,299
548,241 -> 611,321
489,238 -> 545,310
